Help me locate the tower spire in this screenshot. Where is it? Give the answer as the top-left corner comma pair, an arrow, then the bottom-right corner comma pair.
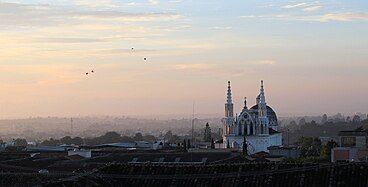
258,80 -> 269,134
259,80 -> 266,105
225,81 -> 234,118
243,97 -> 248,110
227,81 -> 232,104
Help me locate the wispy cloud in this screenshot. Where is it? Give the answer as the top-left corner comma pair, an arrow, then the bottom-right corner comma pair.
282,3 -> 308,9
240,12 -> 368,22
0,64 -> 84,86
316,12 -> 368,22
209,26 -> 232,30
0,2 -> 181,28
148,0 -> 159,5
170,63 -> 215,71
252,60 -> 276,65
303,5 -> 322,12
282,2 -> 322,12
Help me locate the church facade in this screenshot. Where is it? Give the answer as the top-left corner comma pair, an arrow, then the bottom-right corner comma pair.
222,81 -> 282,154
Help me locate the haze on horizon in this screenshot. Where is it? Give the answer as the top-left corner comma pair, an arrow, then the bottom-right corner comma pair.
0,0 -> 367,118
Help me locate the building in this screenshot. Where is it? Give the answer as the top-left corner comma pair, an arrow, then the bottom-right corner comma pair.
68,149 -> 91,158
222,80 -> 282,154
268,146 -> 301,159
331,128 -> 368,162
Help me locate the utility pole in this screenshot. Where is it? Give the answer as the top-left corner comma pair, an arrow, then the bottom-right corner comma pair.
70,118 -> 74,135
191,101 -> 195,148
287,128 -> 290,147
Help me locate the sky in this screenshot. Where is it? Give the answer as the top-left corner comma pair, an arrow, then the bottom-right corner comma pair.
0,0 -> 367,118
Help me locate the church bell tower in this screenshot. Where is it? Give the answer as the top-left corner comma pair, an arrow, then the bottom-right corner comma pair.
225,81 -> 234,118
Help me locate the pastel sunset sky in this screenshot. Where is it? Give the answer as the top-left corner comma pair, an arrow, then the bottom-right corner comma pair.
0,0 -> 367,118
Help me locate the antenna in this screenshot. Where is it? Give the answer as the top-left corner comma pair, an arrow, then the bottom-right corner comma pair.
70,118 -> 73,135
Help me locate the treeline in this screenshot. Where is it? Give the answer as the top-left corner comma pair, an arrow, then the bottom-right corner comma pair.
281,119 -> 368,145
40,131 -> 158,146
285,137 -> 337,162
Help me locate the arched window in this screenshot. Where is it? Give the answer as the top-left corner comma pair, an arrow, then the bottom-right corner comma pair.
238,124 -> 242,135
232,141 -> 239,148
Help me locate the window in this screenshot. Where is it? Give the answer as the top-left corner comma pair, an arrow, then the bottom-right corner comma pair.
341,137 -> 356,147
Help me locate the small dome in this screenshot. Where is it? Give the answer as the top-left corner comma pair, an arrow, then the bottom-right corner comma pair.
249,105 -> 278,124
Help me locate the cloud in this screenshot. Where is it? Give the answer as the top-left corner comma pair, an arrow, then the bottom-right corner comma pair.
282,3 -> 308,9
240,12 -> 368,22
303,5 -> 322,12
0,64 -> 84,86
148,0 -> 159,5
0,2 -> 181,28
72,0 -> 120,8
72,11 -> 181,22
209,26 -> 232,30
169,64 -> 216,71
169,0 -> 183,3
316,12 -> 368,22
252,60 -> 276,65
30,37 -> 108,43
282,2 -> 322,12
0,1 -> 186,60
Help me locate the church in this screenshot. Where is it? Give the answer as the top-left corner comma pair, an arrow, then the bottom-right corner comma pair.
222,80 -> 282,154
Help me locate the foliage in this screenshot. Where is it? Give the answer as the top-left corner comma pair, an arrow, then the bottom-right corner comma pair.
204,123 -> 212,142
298,137 -> 322,157
211,138 -> 215,149
14,138 -> 27,147
39,131 -> 160,146
320,140 -> 338,161
183,139 -> 187,151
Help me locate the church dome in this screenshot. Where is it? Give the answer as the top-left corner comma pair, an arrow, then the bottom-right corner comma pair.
249,105 -> 278,124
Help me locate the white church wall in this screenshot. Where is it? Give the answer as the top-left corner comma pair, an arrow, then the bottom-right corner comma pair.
224,133 -> 282,154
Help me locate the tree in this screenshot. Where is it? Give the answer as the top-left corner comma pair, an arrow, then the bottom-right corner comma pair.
289,120 -> 297,126
204,123 -> 212,142
321,114 -> 328,124
142,135 -> 157,142
353,115 -> 361,124
299,137 -> 322,157
134,133 -> 143,141
320,140 -> 338,161
183,139 -> 187,151
84,131 -> 122,145
168,135 -> 180,144
71,137 -> 84,145
60,136 -> 72,145
299,118 -> 306,126
164,131 -> 173,141
14,138 -> 27,147
211,138 -> 215,149
60,136 -> 83,145
41,138 -> 60,146
242,139 -> 248,156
